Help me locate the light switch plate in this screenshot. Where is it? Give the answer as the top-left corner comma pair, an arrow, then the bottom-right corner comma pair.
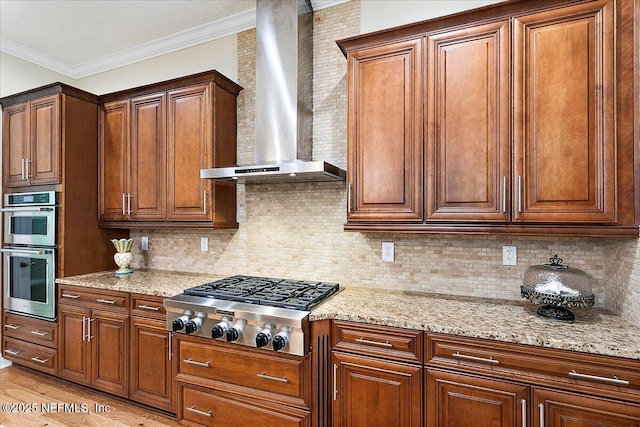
382,242 -> 394,262
141,236 -> 149,251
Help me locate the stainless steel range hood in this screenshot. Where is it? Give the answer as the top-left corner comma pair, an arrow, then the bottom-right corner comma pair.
200,0 -> 346,184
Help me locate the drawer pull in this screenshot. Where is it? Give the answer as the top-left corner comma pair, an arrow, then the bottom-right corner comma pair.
187,405 -> 212,417
355,337 -> 393,348
568,369 -> 629,386
30,356 -> 49,364
30,330 -> 48,337
452,351 -> 500,365
96,298 -> 117,304
5,324 -> 20,330
61,293 -> 80,299
183,358 -> 210,368
4,349 -> 20,356
257,373 -> 289,383
138,304 -> 161,311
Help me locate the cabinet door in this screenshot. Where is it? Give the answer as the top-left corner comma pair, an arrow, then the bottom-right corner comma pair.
130,93 -> 166,221
167,83 -> 212,221
333,351 -> 422,427
99,100 -> 129,222
426,369 -> 528,427
2,102 -> 29,187
426,21 -> 510,222
513,0 -> 615,223
58,304 -> 91,385
29,94 -> 60,185
91,310 -> 129,397
130,317 -> 173,411
534,388 -> 640,427
346,37 -> 423,223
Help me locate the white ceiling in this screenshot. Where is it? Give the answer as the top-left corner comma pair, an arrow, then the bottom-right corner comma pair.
0,0 -> 344,79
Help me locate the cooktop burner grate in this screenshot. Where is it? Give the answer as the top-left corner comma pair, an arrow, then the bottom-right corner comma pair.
183,275 -> 340,310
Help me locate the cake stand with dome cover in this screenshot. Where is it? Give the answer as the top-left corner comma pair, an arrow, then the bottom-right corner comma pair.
520,255 -> 595,321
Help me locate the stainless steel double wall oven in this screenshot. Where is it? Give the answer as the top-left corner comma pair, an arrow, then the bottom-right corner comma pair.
2,191 -> 57,320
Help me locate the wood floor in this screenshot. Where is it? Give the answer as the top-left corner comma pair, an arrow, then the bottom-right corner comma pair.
0,365 -> 181,427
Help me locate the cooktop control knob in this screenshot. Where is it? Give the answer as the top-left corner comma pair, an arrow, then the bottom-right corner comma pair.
272,327 -> 290,352
211,319 -> 231,339
184,317 -> 203,334
172,314 -> 190,332
227,320 -> 245,342
256,325 -> 273,348
272,334 -> 288,351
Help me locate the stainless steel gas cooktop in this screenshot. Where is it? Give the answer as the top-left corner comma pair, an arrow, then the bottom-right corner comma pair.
164,275 -> 339,356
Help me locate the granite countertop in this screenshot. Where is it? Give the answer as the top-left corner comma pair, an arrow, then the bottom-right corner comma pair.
56,270 -> 219,297
57,270 -> 640,360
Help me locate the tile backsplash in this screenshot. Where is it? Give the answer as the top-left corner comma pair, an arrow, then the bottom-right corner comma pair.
130,0 -> 639,327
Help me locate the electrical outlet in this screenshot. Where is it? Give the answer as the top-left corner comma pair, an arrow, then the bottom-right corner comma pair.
382,242 -> 394,262
201,237 -> 208,252
141,236 -> 149,251
503,246 -> 517,266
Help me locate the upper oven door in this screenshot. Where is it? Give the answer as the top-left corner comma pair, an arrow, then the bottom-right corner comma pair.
2,206 -> 56,247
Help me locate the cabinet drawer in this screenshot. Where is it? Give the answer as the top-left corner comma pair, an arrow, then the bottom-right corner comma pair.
426,333 -> 640,396
3,336 -> 57,375
3,312 -> 57,348
178,383 -> 310,427
130,294 -> 166,319
58,285 -> 129,312
332,321 -> 422,363
176,336 -> 309,407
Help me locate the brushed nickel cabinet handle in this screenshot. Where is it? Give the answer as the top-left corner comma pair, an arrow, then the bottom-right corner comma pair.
127,193 -> 132,215
122,193 -> 126,215
538,403 -> 544,426
96,298 -> 116,304
5,324 -> 20,330
30,356 -> 48,364
26,158 -> 32,178
186,405 -> 212,417
518,175 -> 522,213
86,318 -> 94,342
168,332 -> 173,361
61,293 -> 80,299
183,358 -> 210,368
4,349 -> 20,356
257,373 -> 288,383
203,190 -> 207,215
82,316 -> 86,341
521,399 -> 526,427
138,304 -> 161,311
568,369 -> 629,386
333,363 -> 338,401
452,351 -> 500,365
502,176 -> 507,213
355,337 -> 393,348
30,330 -> 48,337
21,159 -> 26,180
347,183 -> 352,213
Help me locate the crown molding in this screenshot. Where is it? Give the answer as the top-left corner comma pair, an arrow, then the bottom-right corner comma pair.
1,0 -> 351,79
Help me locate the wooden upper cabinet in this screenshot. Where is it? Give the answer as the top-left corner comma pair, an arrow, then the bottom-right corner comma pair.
167,84 -> 211,221
98,70 -> 242,228
99,100 -> 129,222
130,93 -> 166,221
345,37 -> 424,223
426,20 -> 510,222
512,0 -> 615,223
2,94 -> 60,188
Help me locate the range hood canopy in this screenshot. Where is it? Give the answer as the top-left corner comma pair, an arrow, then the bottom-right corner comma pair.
200,0 -> 346,184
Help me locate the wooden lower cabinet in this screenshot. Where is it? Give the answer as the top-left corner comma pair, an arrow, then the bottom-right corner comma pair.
332,351 -> 422,427
129,315 -> 173,412
533,388 -> 640,427
425,369 -> 528,427
57,303 -> 129,397
178,383 -> 310,427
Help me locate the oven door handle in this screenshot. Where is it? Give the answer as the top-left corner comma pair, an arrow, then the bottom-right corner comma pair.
0,248 -> 53,255
0,207 -> 55,212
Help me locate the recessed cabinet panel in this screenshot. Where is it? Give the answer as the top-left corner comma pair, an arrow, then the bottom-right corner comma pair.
347,37 -> 423,222
513,0 -> 615,223
2,103 -> 29,187
426,21 -> 510,222
30,95 -> 60,185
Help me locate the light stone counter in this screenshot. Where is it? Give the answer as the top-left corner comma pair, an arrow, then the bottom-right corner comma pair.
311,287 -> 640,361
57,271 -> 640,360
56,270 -> 219,297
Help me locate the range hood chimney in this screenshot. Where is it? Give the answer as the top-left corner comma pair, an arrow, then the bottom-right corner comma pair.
200,0 -> 346,183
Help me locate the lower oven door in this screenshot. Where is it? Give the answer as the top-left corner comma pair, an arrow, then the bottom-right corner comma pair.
1,247 -> 56,320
